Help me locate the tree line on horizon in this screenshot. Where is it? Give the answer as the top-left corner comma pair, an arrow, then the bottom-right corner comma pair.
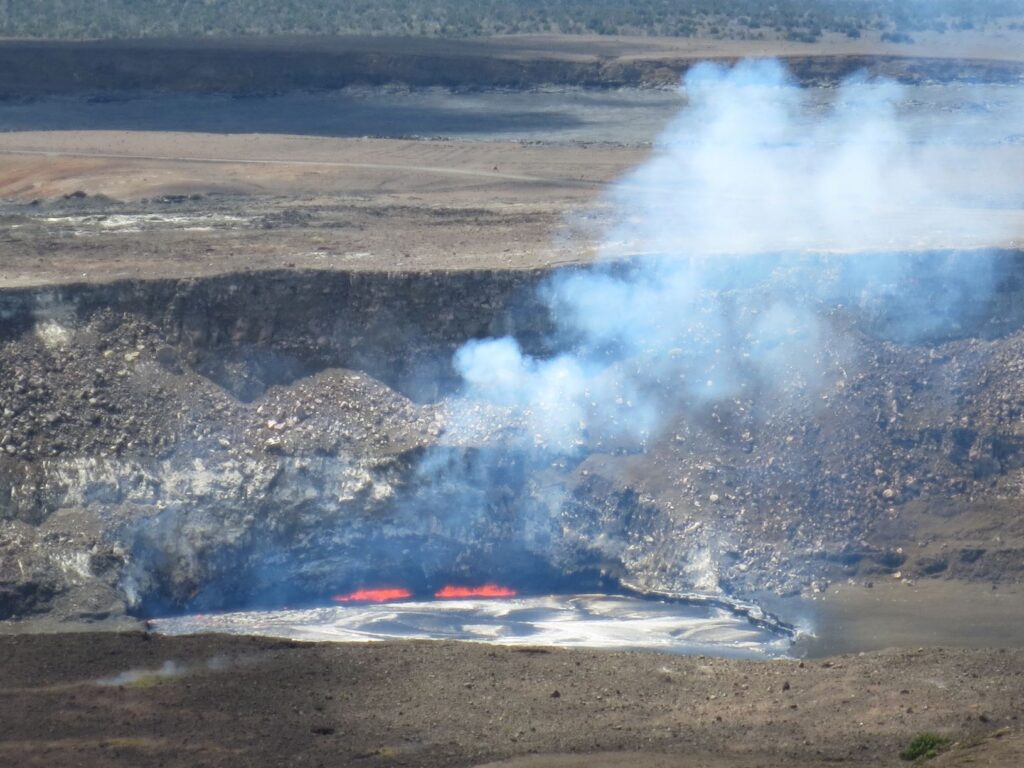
1,0 -> 1023,42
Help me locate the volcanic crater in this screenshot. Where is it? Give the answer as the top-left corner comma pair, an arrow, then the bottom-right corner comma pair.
4,247 -> 1024,630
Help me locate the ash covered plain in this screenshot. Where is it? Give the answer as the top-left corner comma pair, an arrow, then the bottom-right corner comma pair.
1,31 -> 1024,768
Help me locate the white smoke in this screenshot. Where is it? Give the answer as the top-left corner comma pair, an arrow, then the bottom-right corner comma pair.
449,58 -> 1022,453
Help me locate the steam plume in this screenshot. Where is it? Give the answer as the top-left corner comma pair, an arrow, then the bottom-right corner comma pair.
449,59 -> 1019,454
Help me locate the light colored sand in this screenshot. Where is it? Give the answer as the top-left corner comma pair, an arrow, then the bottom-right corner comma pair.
0,132 -> 641,202
790,580 -> 1024,656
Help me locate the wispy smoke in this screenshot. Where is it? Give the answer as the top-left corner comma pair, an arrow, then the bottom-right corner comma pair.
96,660 -> 185,686
95,655 -> 249,686
447,59 -> 1017,456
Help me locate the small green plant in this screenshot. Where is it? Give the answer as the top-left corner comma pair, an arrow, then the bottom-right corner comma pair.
900,732 -> 952,761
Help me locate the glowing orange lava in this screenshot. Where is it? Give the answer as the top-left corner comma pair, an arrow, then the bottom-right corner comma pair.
332,588 -> 412,603
435,584 -> 518,599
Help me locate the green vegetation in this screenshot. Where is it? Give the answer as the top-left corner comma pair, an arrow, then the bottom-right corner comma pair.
1,1 -> 1023,42
900,732 -> 953,761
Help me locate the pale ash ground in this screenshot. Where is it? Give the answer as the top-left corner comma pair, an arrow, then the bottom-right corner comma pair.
0,131 -> 1022,287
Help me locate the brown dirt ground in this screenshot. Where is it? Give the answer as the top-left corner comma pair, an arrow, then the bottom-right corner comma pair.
0,133 -> 643,286
0,632 -> 1022,768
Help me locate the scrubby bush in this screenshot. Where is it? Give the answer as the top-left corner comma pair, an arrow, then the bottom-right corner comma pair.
899,732 -> 952,761
0,1 -> 1022,40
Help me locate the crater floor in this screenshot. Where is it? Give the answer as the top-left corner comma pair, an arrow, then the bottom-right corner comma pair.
1,633 -> 1022,768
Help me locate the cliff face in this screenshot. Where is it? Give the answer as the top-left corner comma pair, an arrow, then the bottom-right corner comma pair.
0,38 -> 1021,99
0,269 -> 555,620
3,257 -> 1024,625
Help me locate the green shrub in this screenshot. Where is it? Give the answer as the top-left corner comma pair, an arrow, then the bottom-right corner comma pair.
900,732 -> 952,761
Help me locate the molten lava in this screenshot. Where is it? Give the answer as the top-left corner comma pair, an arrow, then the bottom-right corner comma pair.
332,588 -> 412,603
330,584 -> 517,603
435,584 -> 518,599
